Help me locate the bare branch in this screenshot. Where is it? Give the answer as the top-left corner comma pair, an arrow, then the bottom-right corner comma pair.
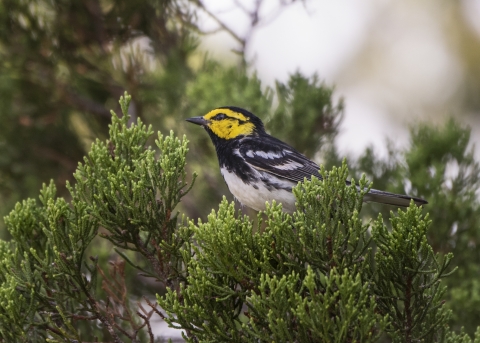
144,296 -> 166,320
190,0 -> 307,60
193,0 -> 245,46
137,309 -> 155,343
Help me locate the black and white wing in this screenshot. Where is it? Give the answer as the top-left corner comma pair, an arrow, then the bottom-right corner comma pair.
237,135 -> 322,183
237,135 -> 428,207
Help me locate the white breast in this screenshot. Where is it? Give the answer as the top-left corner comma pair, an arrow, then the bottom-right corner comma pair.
221,168 -> 297,213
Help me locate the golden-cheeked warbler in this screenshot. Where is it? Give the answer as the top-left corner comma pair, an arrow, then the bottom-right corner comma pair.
186,107 -> 427,213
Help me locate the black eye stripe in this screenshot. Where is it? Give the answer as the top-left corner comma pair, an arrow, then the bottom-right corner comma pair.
211,113 -> 249,123
212,113 -> 227,120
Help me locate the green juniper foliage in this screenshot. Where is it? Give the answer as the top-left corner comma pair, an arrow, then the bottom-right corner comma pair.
0,93 -> 194,342
0,0 -> 199,232
0,93 -> 479,342
71,94 -> 194,286
372,208 -> 454,342
158,163 -> 472,342
353,119 -> 480,335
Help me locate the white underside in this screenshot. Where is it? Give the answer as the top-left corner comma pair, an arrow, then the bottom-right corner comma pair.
221,168 -> 297,213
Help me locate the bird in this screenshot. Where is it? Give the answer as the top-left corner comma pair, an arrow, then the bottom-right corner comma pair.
186,106 -> 427,214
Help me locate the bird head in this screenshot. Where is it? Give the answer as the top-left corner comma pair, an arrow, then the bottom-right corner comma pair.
186,107 -> 265,140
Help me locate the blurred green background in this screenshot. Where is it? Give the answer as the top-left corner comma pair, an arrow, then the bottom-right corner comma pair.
1,0 -> 480,338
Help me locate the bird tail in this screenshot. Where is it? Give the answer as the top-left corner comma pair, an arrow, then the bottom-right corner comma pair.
363,188 -> 428,207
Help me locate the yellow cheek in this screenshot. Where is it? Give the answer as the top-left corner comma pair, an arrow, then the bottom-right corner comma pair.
209,120 -> 254,139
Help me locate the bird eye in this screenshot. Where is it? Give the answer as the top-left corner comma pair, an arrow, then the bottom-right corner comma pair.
213,113 -> 227,120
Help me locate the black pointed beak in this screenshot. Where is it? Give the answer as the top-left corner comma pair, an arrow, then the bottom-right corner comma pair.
185,116 -> 209,126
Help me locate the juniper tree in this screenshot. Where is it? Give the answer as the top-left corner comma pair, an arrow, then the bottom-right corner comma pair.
0,93 -> 194,342
1,94 -> 480,342
158,165 -> 473,342
353,119 -> 480,335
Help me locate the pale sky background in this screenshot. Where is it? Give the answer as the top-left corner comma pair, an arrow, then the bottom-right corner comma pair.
197,0 -> 480,159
